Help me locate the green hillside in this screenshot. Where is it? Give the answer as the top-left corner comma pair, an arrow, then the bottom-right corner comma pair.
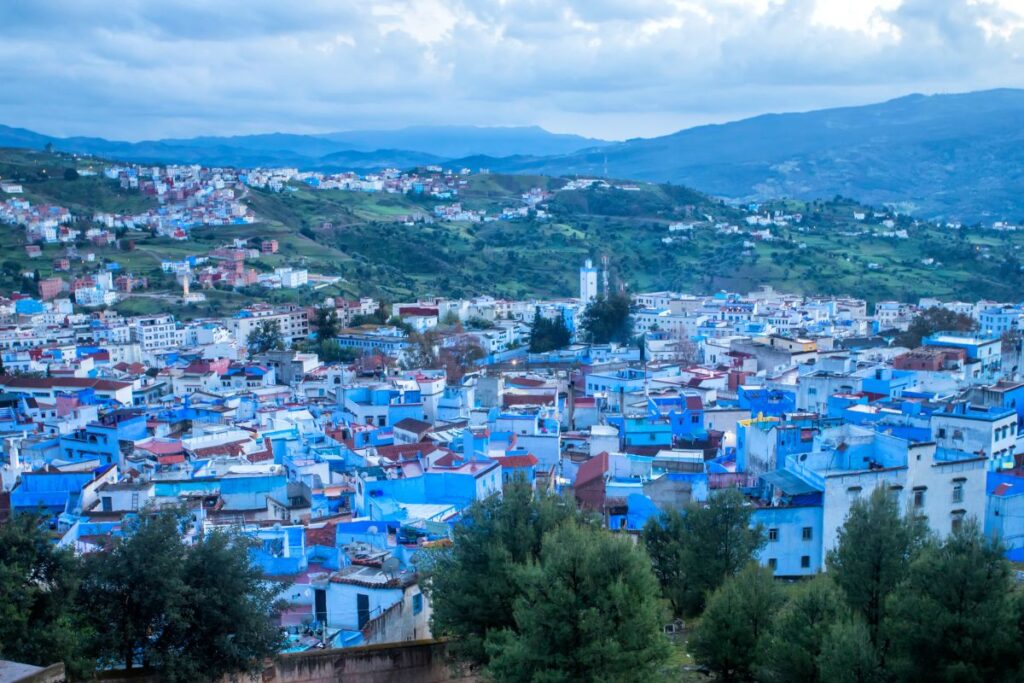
1,148 -> 1023,315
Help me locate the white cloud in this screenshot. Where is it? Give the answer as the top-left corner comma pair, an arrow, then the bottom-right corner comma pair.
0,0 -> 1020,140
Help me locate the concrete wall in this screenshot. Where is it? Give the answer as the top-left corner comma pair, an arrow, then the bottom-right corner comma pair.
96,640 -> 476,683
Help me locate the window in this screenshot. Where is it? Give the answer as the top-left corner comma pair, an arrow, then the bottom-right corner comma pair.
767,558 -> 777,570
801,555 -> 811,569
412,593 -> 423,615
691,415 -> 700,424
802,526 -> 813,541
951,515 -> 964,534
768,528 -> 779,542
952,482 -> 964,504
937,427 -> 946,438
913,488 -> 926,508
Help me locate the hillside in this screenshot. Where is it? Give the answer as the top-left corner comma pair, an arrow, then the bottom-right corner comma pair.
463,89 -> 1024,222
2,148 -> 1024,319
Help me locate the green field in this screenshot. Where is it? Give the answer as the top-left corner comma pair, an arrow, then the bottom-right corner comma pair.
3,146 -> 1023,309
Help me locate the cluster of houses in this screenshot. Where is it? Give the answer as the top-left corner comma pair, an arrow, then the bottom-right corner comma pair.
99,164 -> 255,239
1,197 -> 75,243
4,263 -> 1024,653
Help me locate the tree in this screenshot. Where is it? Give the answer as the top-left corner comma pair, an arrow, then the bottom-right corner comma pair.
157,530 -> 285,682
484,522 -> 671,682
314,305 -> 340,340
884,521 -> 1021,682
528,310 -> 571,353
689,563 -> 783,682
81,508 -> 190,672
757,576 -> 847,683
81,508 -> 284,681
826,487 -> 928,651
0,514 -> 92,676
248,319 -> 284,354
643,489 -> 764,616
816,619 -> 885,683
580,291 -> 634,344
63,167 -> 79,181
895,306 -> 977,348
426,480 -> 579,667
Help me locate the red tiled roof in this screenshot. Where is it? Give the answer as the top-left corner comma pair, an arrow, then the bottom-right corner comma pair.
398,306 -> 438,317
993,483 -> 1014,496
0,376 -> 131,391
190,439 -> 250,458
495,454 -> 539,468
503,393 -> 555,408
135,439 -> 184,456
375,443 -> 436,462
305,521 -> 337,547
507,377 -> 546,388
575,452 -> 609,488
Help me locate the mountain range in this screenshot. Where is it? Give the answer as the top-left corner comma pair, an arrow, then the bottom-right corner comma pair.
2,89 -> 1022,220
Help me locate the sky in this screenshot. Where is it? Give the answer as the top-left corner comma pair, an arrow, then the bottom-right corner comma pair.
1,0 -> 1022,141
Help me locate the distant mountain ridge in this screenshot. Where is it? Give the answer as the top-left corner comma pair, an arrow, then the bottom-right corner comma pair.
0,124 -> 609,171
2,89 -> 1022,219
467,89 -> 1024,221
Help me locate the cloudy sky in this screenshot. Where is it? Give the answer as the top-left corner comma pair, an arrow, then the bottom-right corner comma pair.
1,0 -> 1022,141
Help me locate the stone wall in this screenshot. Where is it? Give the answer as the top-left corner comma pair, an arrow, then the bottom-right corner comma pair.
97,640 -> 477,683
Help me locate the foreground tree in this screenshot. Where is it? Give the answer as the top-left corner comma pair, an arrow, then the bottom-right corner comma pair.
643,489 -> 764,616
81,509 -> 189,672
816,619 -> 885,683
426,479 -> 579,666
0,514 -> 91,676
159,530 -> 285,682
580,291 -> 634,344
884,521 -> 1021,682
826,487 -> 928,649
757,575 -> 846,683
689,563 -> 782,682
82,508 -> 284,681
485,522 -> 671,682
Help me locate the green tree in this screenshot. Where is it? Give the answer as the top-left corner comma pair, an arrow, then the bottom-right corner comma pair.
0,514 -> 92,676
816,619 -> 885,683
485,522 -> 671,682
643,489 -> 764,616
884,521 -> 1021,682
314,305 -> 340,340
757,576 -> 846,683
580,291 -> 634,344
63,167 -> 79,181
426,479 -> 579,666
528,310 -> 572,352
826,487 -> 928,649
81,508 -> 190,671
158,530 -> 285,682
248,319 -> 284,354
895,306 -> 977,348
82,509 -> 285,681
690,563 -> 783,682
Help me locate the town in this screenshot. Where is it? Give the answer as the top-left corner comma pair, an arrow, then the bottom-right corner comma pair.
3,243 -> 1024,668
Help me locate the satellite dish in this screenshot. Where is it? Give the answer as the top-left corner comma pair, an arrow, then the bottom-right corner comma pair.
367,525 -> 378,535
381,557 -> 400,578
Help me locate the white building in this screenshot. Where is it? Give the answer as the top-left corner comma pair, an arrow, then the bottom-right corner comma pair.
579,259 -> 598,305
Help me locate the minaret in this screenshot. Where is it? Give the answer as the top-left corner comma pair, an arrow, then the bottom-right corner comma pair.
579,259 -> 598,304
